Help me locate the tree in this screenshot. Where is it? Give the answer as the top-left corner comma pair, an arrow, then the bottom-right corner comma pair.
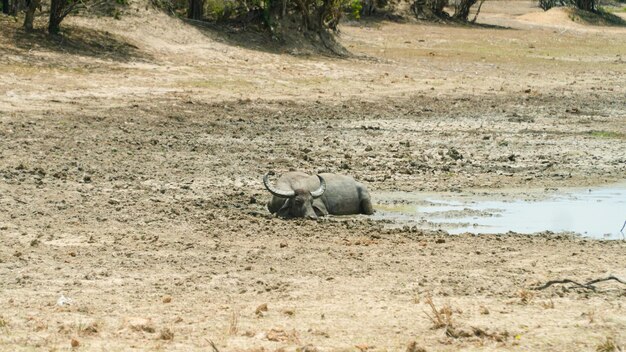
23,0 -> 40,30
188,0 -> 204,19
2,0 -> 9,14
49,0 -> 80,34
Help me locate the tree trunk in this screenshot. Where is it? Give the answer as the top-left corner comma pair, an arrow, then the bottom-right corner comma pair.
9,0 -> 22,16
49,0 -> 65,34
23,0 -> 40,31
187,0 -> 204,20
575,0 -> 594,11
413,0 -> 449,19
293,0 -> 311,30
453,0 -> 477,20
2,0 -> 9,14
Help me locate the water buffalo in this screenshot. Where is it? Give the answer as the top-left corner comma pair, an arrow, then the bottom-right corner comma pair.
263,172 -> 374,219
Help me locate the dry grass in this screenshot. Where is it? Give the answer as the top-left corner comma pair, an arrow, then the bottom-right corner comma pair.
406,341 -> 427,352
518,289 -> 535,304
585,310 -> 596,324
423,296 -> 454,329
0,316 -> 8,333
228,310 -> 239,335
596,337 -> 622,352
159,327 -> 174,340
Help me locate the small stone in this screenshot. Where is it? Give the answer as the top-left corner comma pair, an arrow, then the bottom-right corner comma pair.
255,303 -> 268,316
71,338 -> 80,348
406,341 -> 427,352
162,295 -> 172,303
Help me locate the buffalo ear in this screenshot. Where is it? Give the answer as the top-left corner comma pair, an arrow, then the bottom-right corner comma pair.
276,201 -> 291,217
312,200 -> 328,217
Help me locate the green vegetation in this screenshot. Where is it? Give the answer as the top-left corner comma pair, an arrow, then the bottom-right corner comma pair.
588,130 -> 626,139
350,0 -> 363,19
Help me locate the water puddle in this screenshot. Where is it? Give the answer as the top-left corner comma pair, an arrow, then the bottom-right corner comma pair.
372,183 -> 626,239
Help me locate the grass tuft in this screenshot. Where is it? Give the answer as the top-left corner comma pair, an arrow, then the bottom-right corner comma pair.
596,336 -> 620,352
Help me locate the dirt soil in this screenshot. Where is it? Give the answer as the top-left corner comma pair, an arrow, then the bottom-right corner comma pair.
1,1 -> 626,351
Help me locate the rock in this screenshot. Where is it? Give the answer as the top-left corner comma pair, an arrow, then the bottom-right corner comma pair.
447,148 -> 463,160
128,318 -> 155,333
255,303 -> 268,316
71,338 -> 80,348
266,328 -> 296,342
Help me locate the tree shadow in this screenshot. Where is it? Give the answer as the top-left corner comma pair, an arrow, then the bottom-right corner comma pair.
9,21 -> 150,62
569,7 -> 626,26
184,18 -> 287,54
183,16 -> 348,57
341,11 -> 514,30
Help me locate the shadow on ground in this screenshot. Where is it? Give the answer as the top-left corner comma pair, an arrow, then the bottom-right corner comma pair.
183,16 -> 351,57
1,16 -> 149,62
341,10 -> 513,30
569,7 -> 626,26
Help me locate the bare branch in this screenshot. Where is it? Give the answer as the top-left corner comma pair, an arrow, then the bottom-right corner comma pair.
586,275 -> 626,286
533,275 -> 626,291
533,279 -> 593,291
470,0 -> 485,23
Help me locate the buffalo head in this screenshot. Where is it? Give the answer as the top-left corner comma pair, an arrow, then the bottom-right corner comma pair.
263,173 -> 326,219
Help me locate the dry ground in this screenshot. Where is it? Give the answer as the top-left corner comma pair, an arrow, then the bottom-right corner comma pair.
1,1 -> 626,351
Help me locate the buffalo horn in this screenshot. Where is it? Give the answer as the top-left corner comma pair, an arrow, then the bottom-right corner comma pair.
310,175 -> 326,198
263,173 -> 296,198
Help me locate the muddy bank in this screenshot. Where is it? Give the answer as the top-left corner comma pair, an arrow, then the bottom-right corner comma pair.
1,92 -> 625,351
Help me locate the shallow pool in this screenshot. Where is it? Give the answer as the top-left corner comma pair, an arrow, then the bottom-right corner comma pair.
372,183 -> 626,239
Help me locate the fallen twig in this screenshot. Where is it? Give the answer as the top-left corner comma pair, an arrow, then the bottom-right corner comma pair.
205,339 -> 220,352
533,275 -> 626,291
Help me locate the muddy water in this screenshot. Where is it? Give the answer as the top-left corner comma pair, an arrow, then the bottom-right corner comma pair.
372,183 -> 626,239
